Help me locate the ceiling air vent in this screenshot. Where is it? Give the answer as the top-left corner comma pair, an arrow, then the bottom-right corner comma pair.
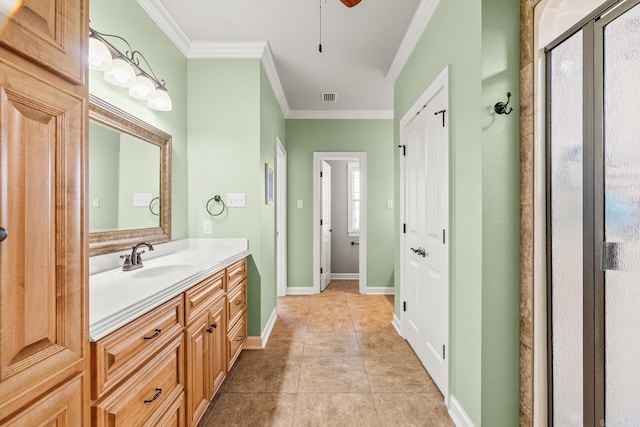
322,92 -> 337,103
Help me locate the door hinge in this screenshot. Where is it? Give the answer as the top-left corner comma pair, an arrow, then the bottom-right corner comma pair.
320,267 -> 323,274
443,229 -> 446,244
320,219 -> 323,226
320,171 -> 323,178
443,344 -> 446,359
403,301 -> 407,312
403,223 -> 406,234
434,110 -> 446,127
397,144 -> 406,156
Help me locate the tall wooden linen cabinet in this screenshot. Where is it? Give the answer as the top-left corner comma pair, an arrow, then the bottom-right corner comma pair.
0,1 -> 89,425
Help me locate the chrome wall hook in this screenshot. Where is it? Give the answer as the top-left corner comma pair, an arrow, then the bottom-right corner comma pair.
494,92 -> 514,115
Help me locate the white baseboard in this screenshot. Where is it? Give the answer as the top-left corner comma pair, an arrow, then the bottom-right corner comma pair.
330,273 -> 359,280
392,314 -> 403,338
244,308 -> 277,350
286,286 -> 316,295
448,395 -> 476,427
365,286 -> 395,295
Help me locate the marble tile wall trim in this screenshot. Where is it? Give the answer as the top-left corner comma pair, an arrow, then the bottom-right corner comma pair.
520,0 -> 541,425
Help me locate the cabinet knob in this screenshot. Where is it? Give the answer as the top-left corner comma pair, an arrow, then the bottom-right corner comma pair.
235,300 -> 243,306
0,227 -> 6,242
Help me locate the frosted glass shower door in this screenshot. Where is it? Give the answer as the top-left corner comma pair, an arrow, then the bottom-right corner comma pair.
602,2 -> 640,425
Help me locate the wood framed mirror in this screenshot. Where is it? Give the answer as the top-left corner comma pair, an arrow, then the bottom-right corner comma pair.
88,94 -> 171,256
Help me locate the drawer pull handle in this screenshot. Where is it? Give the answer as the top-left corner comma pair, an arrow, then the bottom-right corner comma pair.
207,322 -> 218,333
235,271 -> 243,275
143,329 -> 162,340
144,388 -> 162,403
235,300 -> 243,305
236,335 -> 244,342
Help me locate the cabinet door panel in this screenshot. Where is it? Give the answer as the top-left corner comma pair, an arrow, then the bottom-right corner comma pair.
1,374 -> 84,426
0,0 -> 86,84
185,314 -> 209,427
208,298 -> 227,398
0,60 -> 85,414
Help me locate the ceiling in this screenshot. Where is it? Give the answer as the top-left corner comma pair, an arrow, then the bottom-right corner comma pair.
139,0 -> 431,118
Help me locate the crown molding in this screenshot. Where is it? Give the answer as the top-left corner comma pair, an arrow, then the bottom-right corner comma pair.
188,41 -> 267,58
137,0 -> 191,56
385,0 -> 441,83
287,110 -> 393,120
261,43 -> 291,118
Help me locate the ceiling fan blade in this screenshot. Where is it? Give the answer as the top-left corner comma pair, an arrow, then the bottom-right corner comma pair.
340,0 -> 362,7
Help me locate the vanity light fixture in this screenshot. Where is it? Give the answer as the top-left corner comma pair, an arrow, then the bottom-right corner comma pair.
89,26 -> 172,111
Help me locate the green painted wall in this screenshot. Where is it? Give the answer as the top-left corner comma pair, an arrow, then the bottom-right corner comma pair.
187,59 -> 283,336
394,0 -> 520,424
260,67 -> 286,330
88,122 -> 119,232
480,0 -> 521,425
285,119 -> 394,288
89,0 -> 188,240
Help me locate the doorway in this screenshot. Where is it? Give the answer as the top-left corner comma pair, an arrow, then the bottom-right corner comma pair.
312,152 -> 367,294
399,66 -> 450,401
276,138 -> 287,297
546,1 -> 640,425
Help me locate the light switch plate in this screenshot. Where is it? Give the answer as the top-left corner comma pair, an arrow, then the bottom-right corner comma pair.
297,200 -> 303,209
227,193 -> 246,208
133,193 -> 153,207
387,200 -> 393,209
203,220 -> 212,234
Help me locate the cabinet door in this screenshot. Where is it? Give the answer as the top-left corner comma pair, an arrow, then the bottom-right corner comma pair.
1,374 -> 84,426
0,59 -> 86,417
208,298 -> 227,398
0,0 -> 86,84
184,313 -> 210,427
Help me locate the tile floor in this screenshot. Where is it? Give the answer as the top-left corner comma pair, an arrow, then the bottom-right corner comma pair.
198,280 -> 454,427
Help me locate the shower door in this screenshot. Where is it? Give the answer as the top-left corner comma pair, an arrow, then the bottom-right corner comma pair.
547,0 -> 640,425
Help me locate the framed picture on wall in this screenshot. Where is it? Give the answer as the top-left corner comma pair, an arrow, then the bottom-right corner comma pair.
266,163 -> 274,205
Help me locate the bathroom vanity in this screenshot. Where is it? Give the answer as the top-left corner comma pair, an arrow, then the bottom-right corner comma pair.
89,238 -> 249,427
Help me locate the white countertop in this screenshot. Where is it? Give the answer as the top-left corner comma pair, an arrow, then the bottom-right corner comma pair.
89,238 -> 249,341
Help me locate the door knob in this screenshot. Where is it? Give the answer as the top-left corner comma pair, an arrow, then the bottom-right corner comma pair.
0,227 -> 6,242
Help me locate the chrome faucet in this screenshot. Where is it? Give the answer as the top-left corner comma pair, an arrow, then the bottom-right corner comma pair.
121,242 -> 154,271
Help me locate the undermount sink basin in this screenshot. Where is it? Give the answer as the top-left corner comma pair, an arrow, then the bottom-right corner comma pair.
132,264 -> 197,279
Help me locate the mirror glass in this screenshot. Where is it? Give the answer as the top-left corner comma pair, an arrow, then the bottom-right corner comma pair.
89,95 -> 171,256
89,120 -> 160,232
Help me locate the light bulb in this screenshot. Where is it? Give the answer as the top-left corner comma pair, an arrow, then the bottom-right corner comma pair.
129,75 -> 157,100
88,36 -> 112,71
104,57 -> 136,88
147,87 -> 172,111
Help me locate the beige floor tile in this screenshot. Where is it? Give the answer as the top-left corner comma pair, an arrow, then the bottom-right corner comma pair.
303,332 -> 360,357
350,314 -> 394,331
373,393 -> 454,427
306,313 -> 354,334
293,393 -> 380,427
204,393 -> 296,427
308,299 -> 350,315
242,333 -> 306,359
224,357 -> 301,393
298,357 -> 370,393
364,356 -> 439,393
278,296 -> 311,314
356,326 -> 417,357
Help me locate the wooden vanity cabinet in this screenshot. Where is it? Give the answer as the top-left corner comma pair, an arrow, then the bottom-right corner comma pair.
184,272 -> 227,427
226,259 -> 248,367
91,296 -> 185,427
0,1 -> 89,424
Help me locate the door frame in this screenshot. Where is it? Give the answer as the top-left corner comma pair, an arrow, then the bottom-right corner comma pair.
312,152 -> 367,294
276,137 -> 288,297
398,65 -> 450,401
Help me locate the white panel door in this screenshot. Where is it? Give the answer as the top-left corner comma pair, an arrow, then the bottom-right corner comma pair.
320,161 -> 332,291
403,86 -> 449,397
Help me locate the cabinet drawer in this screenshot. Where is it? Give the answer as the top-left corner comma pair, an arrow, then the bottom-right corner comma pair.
184,270 -> 225,325
227,313 -> 247,368
92,334 -> 184,427
91,296 -> 184,399
227,279 -> 247,328
226,258 -> 247,291
154,389 -> 185,427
